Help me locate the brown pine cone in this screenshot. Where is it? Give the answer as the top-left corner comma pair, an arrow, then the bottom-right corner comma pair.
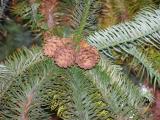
54,46 -> 76,68
61,38 -> 74,46
76,46 -> 100,69
43,36 -> 64,58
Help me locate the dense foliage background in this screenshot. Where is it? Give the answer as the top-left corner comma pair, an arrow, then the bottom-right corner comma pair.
1,0 -> 160,120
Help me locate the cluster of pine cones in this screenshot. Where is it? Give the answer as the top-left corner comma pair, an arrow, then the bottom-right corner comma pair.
43,35 -> 100,69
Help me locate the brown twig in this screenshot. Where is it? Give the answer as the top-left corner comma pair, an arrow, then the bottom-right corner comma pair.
20,90 -> 34,120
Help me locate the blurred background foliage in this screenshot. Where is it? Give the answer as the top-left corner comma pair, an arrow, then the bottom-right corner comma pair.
0,0 -> 41,61
1,0 -> 160,120
0,18 -> 33,61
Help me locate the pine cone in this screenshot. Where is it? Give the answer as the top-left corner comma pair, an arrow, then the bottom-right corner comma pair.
76,46 -> 100,69
54,46 -> 76,68
43,36 -> 64,58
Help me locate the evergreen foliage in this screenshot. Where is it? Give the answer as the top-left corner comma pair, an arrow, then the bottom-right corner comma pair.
1,0 -> 160,120
87,56 -> 153,119
87,6 -> 160,88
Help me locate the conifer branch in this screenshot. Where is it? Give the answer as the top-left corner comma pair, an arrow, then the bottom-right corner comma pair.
72,0 -> 100,40
122,46 -> 160,88
87,6 -> 160,57
50,67 -> 113,120
0,48 -> 64,119
87,57 -> 153,119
